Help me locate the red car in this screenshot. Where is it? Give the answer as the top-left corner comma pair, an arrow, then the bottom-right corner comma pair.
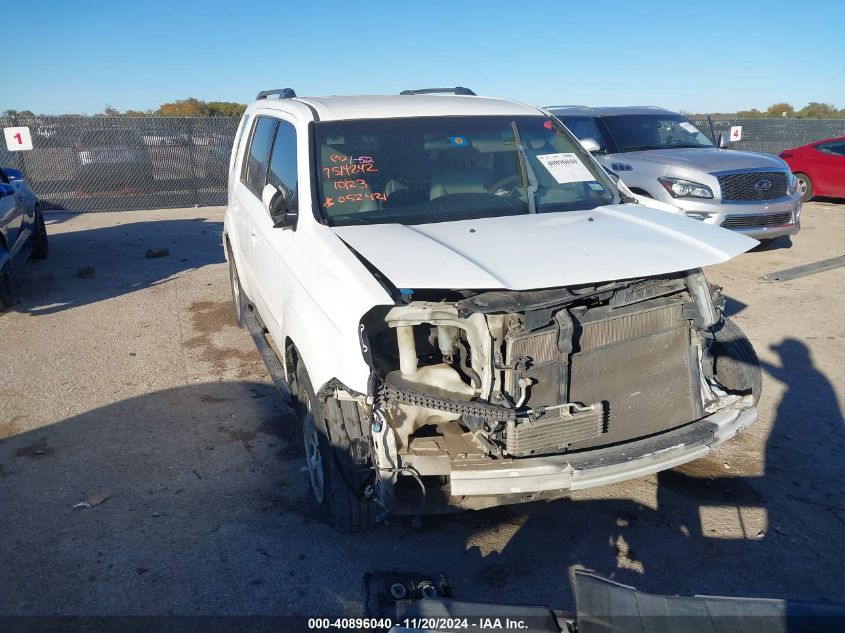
779,136 -> 845,201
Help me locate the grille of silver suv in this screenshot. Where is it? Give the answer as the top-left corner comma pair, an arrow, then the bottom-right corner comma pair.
721,212 -> 792,229
718,171 -> 788,200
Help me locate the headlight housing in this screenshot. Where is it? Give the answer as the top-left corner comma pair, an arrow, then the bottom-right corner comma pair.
788,172 -> 799,195
658,177 -> 714,199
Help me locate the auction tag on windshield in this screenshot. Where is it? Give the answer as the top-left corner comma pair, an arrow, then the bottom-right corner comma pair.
536,153 -> 594,184
4,126 -> 33,151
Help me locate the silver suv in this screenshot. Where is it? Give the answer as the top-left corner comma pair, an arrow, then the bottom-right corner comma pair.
550,106 -> 802,244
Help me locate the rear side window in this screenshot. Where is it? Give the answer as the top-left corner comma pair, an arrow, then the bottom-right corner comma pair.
816,141 -> 845,157
267,121 -> 298,211
241,116 -> 278,196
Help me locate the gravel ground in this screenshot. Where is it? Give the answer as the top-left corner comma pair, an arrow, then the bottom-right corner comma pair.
1,202 -> 844,616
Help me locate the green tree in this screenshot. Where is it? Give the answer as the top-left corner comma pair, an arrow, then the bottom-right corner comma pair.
206,101 -> 247,117
156,98 -> 210,117
102,105 -> 120,117
796,102 -> 838,119
736,108 -> 764,118
766,102 -> 794,117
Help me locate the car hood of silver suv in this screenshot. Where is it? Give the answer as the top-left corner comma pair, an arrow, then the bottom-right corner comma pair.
621,147 -> 788,172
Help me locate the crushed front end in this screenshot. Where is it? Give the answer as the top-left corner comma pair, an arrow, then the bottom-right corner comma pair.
357,269 -> 759,514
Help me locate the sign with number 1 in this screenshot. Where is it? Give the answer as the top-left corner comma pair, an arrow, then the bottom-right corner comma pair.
4,126 -> 34,151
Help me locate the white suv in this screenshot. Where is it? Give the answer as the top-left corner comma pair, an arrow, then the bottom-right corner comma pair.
224,87 -> 762,530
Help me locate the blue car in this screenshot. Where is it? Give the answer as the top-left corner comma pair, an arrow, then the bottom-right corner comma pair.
0,167 -> 48,310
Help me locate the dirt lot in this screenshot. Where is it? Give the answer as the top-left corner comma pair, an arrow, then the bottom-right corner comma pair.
1,202 -> 844,616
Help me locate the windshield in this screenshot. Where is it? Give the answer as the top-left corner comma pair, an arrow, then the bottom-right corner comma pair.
314,116 -> 617,227
601,114 -> 713,152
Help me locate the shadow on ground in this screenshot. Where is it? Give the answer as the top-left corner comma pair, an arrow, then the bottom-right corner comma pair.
2,338 -> 844,615
8,213 -> 224,316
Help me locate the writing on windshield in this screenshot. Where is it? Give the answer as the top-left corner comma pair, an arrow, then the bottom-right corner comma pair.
314,116 -> 616,227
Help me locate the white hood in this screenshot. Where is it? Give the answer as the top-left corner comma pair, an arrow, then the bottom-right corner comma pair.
332,204 -> 757,290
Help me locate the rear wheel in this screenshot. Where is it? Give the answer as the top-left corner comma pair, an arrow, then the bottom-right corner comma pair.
31,207 -> 48,260
226,241 -> 244,328
795,172 -> 813,202
712,318 -> 762,406
294,359 -> 377,531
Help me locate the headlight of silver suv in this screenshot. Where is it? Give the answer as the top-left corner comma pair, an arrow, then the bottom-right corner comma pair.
658,177 -> 714,199
788,172 -> 799,194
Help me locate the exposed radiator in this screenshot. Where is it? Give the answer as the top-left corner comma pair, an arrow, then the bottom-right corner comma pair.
503,301 -> 701,450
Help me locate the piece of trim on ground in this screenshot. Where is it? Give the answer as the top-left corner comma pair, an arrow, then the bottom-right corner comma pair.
762,254 -> 845,282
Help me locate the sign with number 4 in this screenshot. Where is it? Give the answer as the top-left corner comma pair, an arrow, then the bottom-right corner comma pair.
4,126 -> 34,151
730,125 -> 742,142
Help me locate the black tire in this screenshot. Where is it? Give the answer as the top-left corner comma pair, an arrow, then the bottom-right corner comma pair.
31,207 -> 48,260
712,318 -> 762,406
0,272 -> 10,312
226,241 -> 244,328
295,359 -> 377,531
795,172 -> 813,202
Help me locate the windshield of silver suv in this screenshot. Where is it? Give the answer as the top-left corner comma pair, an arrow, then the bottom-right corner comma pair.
314,115 -> 617,226
600,114 -> 713,152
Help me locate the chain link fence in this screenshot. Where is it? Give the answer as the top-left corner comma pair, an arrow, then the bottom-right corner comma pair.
687,116 -> 845,155
1,114 -> 844,212
0,115 -> 240,212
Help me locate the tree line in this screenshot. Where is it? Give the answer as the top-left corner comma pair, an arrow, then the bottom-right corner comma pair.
3,98 -> 247,118
4,99 -> 845,119
685,102 -> 845,119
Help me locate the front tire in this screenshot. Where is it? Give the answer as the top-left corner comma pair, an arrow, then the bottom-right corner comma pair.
31,207 -> 48,260
712,318 -> 762,406
795,172 -> 813,202
294,359 -> 377,531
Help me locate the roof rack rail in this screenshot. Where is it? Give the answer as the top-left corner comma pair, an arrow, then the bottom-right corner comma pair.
400,87 -> 476,96
256,88 -> 297,100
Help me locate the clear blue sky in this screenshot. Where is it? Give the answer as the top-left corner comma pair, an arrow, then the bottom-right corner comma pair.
6,0 -> 844,115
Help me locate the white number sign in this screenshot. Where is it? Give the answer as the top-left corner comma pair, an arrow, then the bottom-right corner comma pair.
4,126 -> 34,151
730,125 -> 743,142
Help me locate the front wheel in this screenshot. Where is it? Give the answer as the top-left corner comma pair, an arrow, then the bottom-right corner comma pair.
294,359 -> 377,531
31,207 -> 48,260
795,172 -> 813,202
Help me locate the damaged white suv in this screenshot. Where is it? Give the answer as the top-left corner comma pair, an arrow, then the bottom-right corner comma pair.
223,87 -> 762,530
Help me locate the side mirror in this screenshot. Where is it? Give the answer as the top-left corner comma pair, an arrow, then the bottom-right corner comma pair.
0,183 -> 14,196
2,168 -> 23,181
717,132 -> 730,149
261,183 -> 298,229
579,137 -> 602,153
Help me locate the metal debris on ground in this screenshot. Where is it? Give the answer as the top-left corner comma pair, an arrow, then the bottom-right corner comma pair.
72,492 -> 112,509
762,254 -> 845,282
